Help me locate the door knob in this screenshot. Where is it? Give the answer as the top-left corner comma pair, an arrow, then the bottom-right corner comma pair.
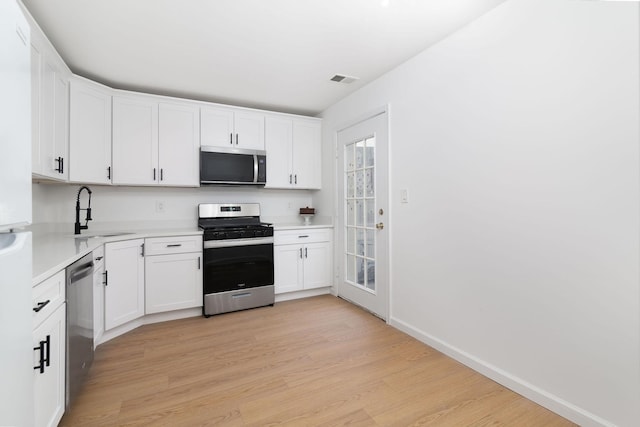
376,222 -> 384,230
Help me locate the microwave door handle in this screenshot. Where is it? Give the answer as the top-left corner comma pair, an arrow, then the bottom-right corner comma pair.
253,154 -> 258,183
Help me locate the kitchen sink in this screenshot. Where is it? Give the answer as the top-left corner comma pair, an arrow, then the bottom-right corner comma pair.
74,232 -> 134,239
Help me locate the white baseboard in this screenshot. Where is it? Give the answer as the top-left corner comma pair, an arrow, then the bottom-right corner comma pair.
97,307 -> 202,347
388,316 -> 614,427
275,287 -> 331,302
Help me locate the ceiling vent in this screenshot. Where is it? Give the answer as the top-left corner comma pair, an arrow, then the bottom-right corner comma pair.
330,74 -> 359,84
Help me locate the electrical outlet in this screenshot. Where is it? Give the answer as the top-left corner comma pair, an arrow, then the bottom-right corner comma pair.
156,201 -> 165,213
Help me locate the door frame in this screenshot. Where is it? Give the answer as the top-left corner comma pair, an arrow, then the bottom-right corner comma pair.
333,105 -> 391,321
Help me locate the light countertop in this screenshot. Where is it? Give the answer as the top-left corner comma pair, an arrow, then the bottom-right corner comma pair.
31,222 -> 202,285
30,217 -> 333,285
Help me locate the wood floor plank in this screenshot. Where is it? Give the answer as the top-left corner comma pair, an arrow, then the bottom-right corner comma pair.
59,295 -> 575,426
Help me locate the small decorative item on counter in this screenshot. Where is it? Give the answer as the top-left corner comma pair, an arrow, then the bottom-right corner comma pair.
299,206 -> 315,225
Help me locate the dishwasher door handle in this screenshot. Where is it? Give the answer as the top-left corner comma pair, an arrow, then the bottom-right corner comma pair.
69,262 -> 94,282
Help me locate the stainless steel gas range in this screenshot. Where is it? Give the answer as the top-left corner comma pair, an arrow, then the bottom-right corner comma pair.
198,203 -> 275,317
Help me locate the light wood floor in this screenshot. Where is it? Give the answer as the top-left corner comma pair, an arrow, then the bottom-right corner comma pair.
60,295 -> 575,426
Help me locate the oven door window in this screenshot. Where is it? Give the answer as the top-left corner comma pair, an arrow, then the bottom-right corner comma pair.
203,243 -> 274,293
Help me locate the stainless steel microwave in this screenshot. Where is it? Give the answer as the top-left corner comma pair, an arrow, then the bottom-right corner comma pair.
200,146 -> 267,185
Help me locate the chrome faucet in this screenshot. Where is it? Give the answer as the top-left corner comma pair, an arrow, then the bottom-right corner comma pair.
74,186 -> 92,235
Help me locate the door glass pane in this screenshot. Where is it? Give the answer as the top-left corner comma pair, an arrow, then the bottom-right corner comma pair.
356,200 -> 364,226
356,257 -> 365,286
356,228 -> 365,256
346,144 -> 355,170
355,140 -> 365,169
365,137 -> 375,167
355,170 -> 364,197
347,172 -> 355,198
365,168 -> 374,197
347,227 -> 355,254
347,255 -> 355,282
366,260 -> 375,290
366,229 -> 375,258
365,199 -> 375,228
346,200 -> 354,226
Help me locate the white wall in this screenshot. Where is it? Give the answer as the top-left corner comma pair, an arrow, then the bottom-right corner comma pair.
317,0 -> 640,426
32,183 -> 313,226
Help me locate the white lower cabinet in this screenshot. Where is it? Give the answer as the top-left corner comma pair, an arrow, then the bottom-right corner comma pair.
144,235 -> 203,314
104,239 -> 145,330
32,270 -> 66,427
274,228 -> 332,294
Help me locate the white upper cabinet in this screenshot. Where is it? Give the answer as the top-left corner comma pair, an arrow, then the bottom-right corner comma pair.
112,94 -> 159,185
112,94 -> 200,187
29,27 -> 70,181
265,116 -> 321,189
69,78 -> 112,184
158,102 -> 200,186
201,106 -> 265,150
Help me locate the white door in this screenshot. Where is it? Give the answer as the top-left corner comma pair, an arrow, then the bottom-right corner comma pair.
112,96 -> 158,185
69,79 -> 112,184
337,111 -> 389,320
104,239 -> 145,330
158,102 -> 200,186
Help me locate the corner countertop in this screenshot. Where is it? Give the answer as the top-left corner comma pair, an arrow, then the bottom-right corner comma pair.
30,217 -> 334,286
30,222 -> 202,285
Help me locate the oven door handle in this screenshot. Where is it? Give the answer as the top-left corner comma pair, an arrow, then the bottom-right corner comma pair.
204,236 -> 274,249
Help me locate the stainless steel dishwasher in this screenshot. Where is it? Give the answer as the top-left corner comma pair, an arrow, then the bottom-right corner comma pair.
65,253 -> 94,409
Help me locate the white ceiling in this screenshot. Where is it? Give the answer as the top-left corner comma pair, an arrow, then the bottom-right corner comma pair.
21,0 -> 506,116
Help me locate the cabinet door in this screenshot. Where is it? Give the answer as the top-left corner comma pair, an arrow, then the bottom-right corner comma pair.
69,80 -> 112,184
234,111 -> 265,150
265,116 -> 293,188
53,73 -> 69,180
112,96 -> 158,185
145,252 -> 203,313
292,120 -> 321,189
30,40 -> 42,175
38,60 -> 56,178
303,242 -> 332,290
92,262 -> 105,346
158,103 -> 200,186
274,245 -> 304,294
104,239 -> 145,330
200,106 -> 234,148
33,305 -> 65,427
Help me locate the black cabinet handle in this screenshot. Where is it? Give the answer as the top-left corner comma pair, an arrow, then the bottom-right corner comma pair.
305,247 -> 308,258
107,166 -> 111,180
33,299 -> 51,312
166,244 -> 182,248
55,157 -> 63,173
197,256 -> 201,270
229,133 -> 233,145
289,174 -> 292,184
236,133 -> 239,145
33,335 -> 50,374
95,256 -> 103,261
299,248 -> 303,259
141,243 -> 145,257
153,168 -> 156,181
103,270 -> 108,286
160,168 -> 164,181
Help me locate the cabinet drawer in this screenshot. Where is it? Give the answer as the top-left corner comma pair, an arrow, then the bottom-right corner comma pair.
274,228 -> 332,245
33,270 -> 65,329
144,235 -> 202,255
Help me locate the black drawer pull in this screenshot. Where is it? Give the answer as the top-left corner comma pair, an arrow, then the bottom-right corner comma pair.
166,244 -> 182,248
33,300 -> 51,313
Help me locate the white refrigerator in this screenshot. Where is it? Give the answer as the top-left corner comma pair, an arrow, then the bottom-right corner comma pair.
0,1 -> 34,426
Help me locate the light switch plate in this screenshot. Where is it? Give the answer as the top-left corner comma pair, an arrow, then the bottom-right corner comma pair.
400,189 -> 409,203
